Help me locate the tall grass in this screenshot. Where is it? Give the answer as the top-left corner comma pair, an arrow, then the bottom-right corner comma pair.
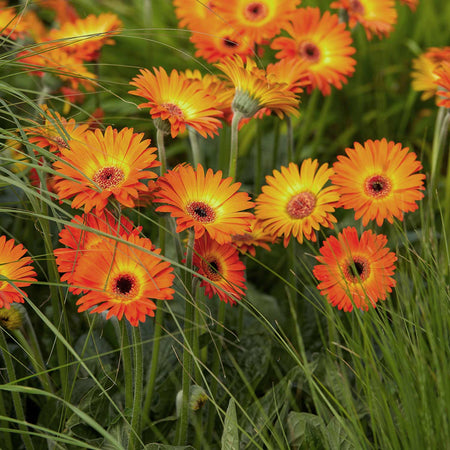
0,0 -> 449,449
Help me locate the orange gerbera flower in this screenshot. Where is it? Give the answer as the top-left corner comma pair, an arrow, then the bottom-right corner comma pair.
53,126 -> 160,213
38,0 -> 79,24
173,0 -> 217,30
0,2 -> 28,40
411,47 -> 450,100
231,218 -> 276,256
73,234 -> 175,326
271,7 -> 356,96
54,211 -> 139,294
331,139 -> 426,226
434,62 -> 450,108
190,20 -> 255,64
255,160 -> 339,247
215,56 -> 300,119
155,164 -> 254,244
0,236 -> 36,309
399,0 -> 419,11
330,0 -> 397,40
193,234 -> 246,305
26,105 -> 89,155
313,227 -> 397,312
214,0 -> 300,44
266,58 -> 310,94
129,67 -> 223,138
47,13 -> 122,61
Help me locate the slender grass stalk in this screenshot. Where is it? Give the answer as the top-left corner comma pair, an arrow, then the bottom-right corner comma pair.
228,111 -> 244,180
295,89 -> 319,159
188,126 -> 203,166
0,380 -> 13,450
176,230 -> 196,445
255,119 -> 262,194
120,320 -> 133,411
128,325 -> 143,450
0,331 -> 35,450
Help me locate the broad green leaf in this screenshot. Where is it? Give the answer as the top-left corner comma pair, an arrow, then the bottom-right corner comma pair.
221,398 -> 239,450
287,412 -> 325,450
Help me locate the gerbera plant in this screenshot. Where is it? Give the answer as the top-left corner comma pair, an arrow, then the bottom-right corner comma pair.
53,126 -> 160,213
434,61 -> 450,108
255,159 -> 340,247
331,139 -> 426,226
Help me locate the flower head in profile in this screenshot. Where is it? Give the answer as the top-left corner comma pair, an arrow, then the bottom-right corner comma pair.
331,139 -> 426,226
271,7 -> 356,96
73,234 -> 175,326
193,234 -> 246,305
313,227 -> 397,311
26,105 -> 89,155
0,236 -> 36,309
47,13 -> 122,61
330,0 -> 397,40
231,218 -> 277,256
129,67 -> 223,138
411,47 -> 450,101
215,56 -> 300,119
399,0 -> 419,11
2,134 -> 29,174
53,126 -> 160,213
434,62 -> 450,108
214,0 -> 300,44
255,160 -> 339,247
54,212 -> 139,294
155,164 -> 254,244
0,305 -> 23,330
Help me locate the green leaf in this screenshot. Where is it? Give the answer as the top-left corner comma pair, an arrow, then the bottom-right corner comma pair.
287,412 -> 325,450
143,445 -> 195,450
221,398 -> 239,450
325,417 -> 356,450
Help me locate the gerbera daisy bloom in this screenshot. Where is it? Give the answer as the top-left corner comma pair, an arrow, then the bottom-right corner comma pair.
231,218 -> 277,256
155,164 -> 254,244
47,13 -> 122,62
173,0 -> 217,30
0,236 -> 37,309
271,8 -> 356,96
54,211 -> 138,294
266,58 -> 311,94
214,0 -> 300,44
399,0 -> 419,11
255,160 -> 339,247
331,139 -> 426,226
0,2 -> 28,40
26,105 -> 89,155
193,234 -> 246,305
190,21 -> 255,64
73,234 -> 175,326
53,126 -> 160,213
411,48 -> 450,100
37,0 -> 79,24
313,227 -> 397,311
129,67 -> 223,138
18,44 -> 97,91
215,56 -> 300,119
330,0 -> 397,40
434,62 -> 450,108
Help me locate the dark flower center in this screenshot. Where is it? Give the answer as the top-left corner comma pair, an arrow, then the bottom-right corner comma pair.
187,201 -> 216,223
112,273 -> 138,297
350,0 -> 365,15
93,166 -> 125,190
287,192 -> 316,219
244,2 -> 268,21
203,258 -> 222,281
344,256 -> 370,283
223,36 -> 238,48
298,41 -> 321,63
364,174 -> 392,198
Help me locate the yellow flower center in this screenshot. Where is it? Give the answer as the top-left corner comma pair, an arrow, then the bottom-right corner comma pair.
344,256 -> 370,283
187,201 -> 216,223
243,2 -> 268,22
364,174 -> 392,198
287,192 -> 316,219
112,273 -> 138,298
93,166 -> 125,190
298,41 -> 321,63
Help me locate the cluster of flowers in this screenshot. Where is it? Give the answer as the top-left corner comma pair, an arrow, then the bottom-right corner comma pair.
0,0 -> 430,328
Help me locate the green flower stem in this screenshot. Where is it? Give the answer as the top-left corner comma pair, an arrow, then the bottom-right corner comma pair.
0,388 -> 13,450
286,116 -> 294,163
443,150 -> 450,277
188,126 -> 203,167
0,331 -> 35,450
128,326 -> 144,450
12,329 -> 53,393
120,321 -> 133,411
295,89 -> 319,160
430,107 -> 450,188
228,111 -> 244,180
255,120 -> 262,195
176,230 -> 196,445
272,120 -> 281,168
156,129 -> 167,176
